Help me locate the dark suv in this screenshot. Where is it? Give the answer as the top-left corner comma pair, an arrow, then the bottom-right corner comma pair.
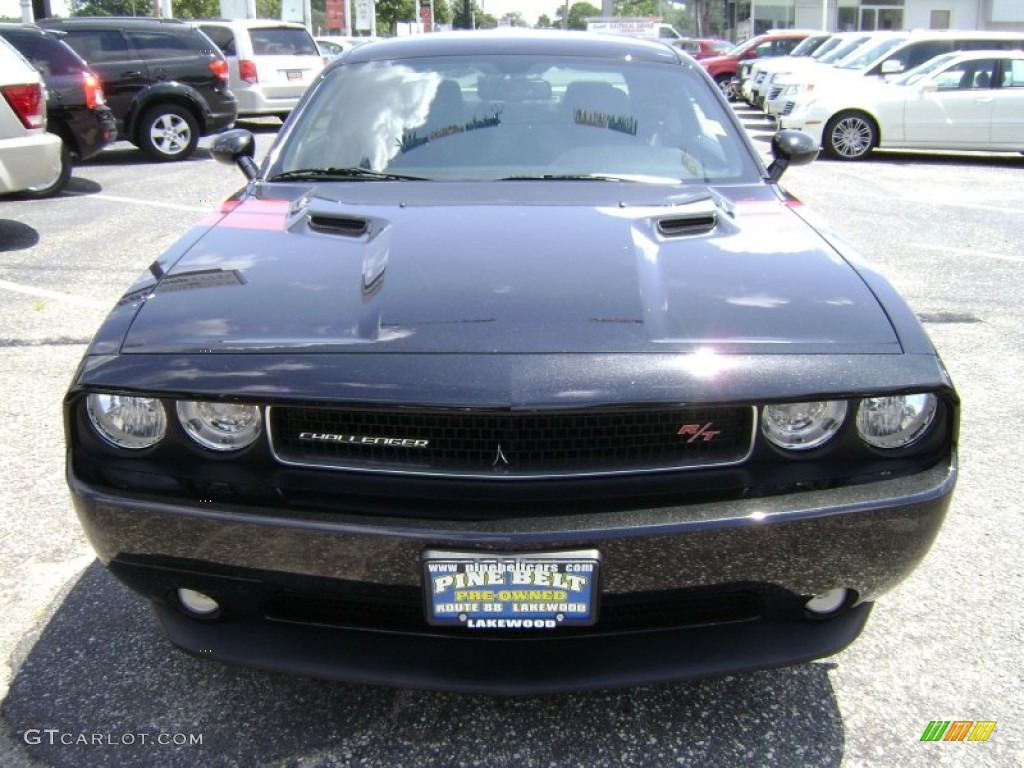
39,17 -> 237,161
0,23 -> 116,196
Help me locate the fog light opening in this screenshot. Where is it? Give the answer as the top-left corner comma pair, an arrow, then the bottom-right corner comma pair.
805,588 -> 850,617
177,588 -> 221,618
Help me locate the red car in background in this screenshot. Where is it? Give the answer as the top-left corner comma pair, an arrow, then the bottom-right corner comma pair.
674,37 -> 733,60
700,30 -> 817,97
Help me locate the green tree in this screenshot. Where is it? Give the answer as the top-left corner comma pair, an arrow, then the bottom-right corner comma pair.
504,10 -> 527,27
555,0 -> 599,30
70,0 -> 147,16
376,0 -> 415,33
172,0 -> 219,18
613,0 -> 654,17
536,12 -> 551,28
451,0 -> 495,29
432,0 -> 451,28
256,0 -> 282,18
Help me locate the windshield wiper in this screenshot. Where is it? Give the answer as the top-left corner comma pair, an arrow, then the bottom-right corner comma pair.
500,173 -> 681,184
268,167 -> 429,182
500,173 -> 627,182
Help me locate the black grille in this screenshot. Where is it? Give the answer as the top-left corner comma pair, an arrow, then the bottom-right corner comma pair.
269,405 -> 754,477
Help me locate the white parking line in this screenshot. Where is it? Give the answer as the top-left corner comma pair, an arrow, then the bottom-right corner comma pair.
0,279 -> 108,308
63,192 -> 211,214
911,243 -> 1024,264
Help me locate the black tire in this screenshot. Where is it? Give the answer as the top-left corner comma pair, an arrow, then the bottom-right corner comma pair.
19,138 -> 71,199
137,104 -> 199,161
823,111 -> 877,161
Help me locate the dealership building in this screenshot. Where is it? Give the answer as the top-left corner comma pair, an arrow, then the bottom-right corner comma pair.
727,0 -> 1024,38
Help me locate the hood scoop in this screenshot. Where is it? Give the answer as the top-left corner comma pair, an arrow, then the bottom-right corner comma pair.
656,212 -> 717,238
307,212 -> 369,237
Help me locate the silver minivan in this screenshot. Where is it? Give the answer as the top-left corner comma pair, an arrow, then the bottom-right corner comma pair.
196,19 -> 324,119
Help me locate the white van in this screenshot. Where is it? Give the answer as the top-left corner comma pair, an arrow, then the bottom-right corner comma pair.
195,19 -> 324,119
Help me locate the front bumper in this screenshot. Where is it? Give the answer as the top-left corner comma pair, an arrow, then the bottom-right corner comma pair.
70,458 -> 955,692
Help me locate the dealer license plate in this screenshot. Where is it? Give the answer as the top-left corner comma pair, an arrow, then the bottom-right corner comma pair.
285,70 -> 303,81
423,549 -> 600,630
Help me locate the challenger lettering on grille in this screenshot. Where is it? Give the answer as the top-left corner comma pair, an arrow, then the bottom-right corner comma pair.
298,432 -> 430,449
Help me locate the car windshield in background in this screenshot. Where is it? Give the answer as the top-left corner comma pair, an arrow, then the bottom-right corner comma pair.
272,54 -> 759,184
891,53 -> 959,86
251,27 -> 319,56
835,36 -> 908,69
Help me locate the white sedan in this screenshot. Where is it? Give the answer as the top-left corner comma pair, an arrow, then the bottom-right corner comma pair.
780,50 -> 1024,160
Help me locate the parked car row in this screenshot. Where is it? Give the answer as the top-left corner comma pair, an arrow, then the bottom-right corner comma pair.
699,29 -> 823,97
0,16 -> 325,198
733,29 -> 1024,161
0,35 -> 63,196
0,23 -> 114,197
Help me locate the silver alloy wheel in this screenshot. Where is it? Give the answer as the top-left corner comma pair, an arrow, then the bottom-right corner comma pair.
828,114 -> 874,160
715,76 -> 734,99
148,112 -> 192,157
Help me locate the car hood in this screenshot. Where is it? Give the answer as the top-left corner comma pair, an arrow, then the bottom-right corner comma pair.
118,184 -> 900,356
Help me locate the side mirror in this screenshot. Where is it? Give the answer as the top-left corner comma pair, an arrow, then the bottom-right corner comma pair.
918,81 -> 939,94
881,59 -> 904,75
766,129 -> 818,182
212,129 -> 259,180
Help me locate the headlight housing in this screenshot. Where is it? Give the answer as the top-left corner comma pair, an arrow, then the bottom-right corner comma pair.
176,401 -> 262,452
761,400 -> 847,451
856,394 -> 937,449
86,393 -> 167,450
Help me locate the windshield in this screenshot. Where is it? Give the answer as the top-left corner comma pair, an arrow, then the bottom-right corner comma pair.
892,53 -> 958,86
270,54 -> 759,184
808,36 -> 842,60
816,36 -> 871,64
788,36 -> 822,57
835,36 -> 908,70
725,37 -> 755,57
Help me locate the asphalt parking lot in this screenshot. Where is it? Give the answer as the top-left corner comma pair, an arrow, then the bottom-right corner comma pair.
1,112 -> 1022,767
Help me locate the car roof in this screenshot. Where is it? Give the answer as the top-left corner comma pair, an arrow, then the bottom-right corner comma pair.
0,22 -> 45,32
342,29 -> 685,66
940,48 -> 1024,60
901,28 -> 1024,39
195,19 -> 311,29
39,17 -> 192,28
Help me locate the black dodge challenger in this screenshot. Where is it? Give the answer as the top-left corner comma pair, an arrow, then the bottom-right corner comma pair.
65,30 -> 958,694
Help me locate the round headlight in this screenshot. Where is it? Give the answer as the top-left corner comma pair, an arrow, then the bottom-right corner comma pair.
176,400 -> 262,451
856,394 -> 937,449
761,400 -> 847,451
86,393 -> 167,450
